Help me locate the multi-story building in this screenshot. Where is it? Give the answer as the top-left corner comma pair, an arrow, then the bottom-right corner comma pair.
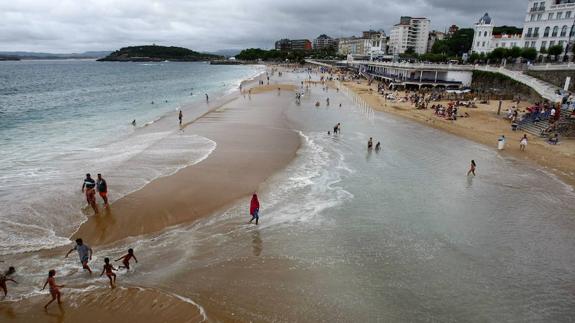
472,13 -> 524,54
337,31 -> 387,58
389,16 -> 431,55
471,13 -> 495,54
274,39 -> 312,51
313,34 -> 337,50
522,0 -> 575,52
427,31 -> 446,52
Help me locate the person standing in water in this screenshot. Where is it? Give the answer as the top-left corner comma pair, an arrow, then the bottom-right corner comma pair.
96,174 -> 108,208
0,267 -> 17,297
467,160 -> 477,176
249,193 -> 260,225
205,93 -> 209,102
41,270 -> 64,309
368,137 -> 373,150
65,238 -> 93,274
100,258 -> 117,288
178,110 -> 183,126
520,134 -> 528,151
375,142 -> 381,151
82,173 -> 98,215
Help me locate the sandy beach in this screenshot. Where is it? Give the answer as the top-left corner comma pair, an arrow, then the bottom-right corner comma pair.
339,79 -> 575,187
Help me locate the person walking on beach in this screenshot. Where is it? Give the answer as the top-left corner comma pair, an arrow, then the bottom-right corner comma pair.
100,258 -> 117,289
41,270 -> 64,309
65,238 -> 93,274
0,266 -> 17,297
467,160 -> 477,176
82,173 -> 98,215
520,134 -> 528,151
178,110 -> 183,126
205,93 -> 209,102
115,248 -> 138,270
96,174 -> 108,208
249,193 -> 260,225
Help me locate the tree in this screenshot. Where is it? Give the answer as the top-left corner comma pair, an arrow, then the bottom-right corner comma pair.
430,28 -> 474,57
489,47 -> 509,61
548,44 -> 564,57
509,46 -> 522,58
521,48 -> 537,61
492,26 -> 523,35
468,52 -> 480,63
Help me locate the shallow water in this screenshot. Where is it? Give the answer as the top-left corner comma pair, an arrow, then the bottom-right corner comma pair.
3,70 -> 575,322
0,60 -> 263,255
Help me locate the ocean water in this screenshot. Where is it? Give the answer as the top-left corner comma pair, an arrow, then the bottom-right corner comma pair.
0,60 -> 263,255
3,69 -> 575,322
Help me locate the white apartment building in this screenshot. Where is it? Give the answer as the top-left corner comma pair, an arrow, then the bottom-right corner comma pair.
389,16 -> 430,55
337,31 -> 387,58
522,0 -> 575,51
471,13 -> 495,54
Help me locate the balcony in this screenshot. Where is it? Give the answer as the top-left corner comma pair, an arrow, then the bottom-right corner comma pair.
530,6 -> 545,12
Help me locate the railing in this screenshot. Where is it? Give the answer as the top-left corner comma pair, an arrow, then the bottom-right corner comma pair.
528,62 -> 575,70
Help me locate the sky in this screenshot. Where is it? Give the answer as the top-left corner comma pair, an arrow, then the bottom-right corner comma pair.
0,0 -> 528,53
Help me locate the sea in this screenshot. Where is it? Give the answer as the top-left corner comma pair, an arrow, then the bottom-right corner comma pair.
2,64 -> 575,321
0,59 -> 264,256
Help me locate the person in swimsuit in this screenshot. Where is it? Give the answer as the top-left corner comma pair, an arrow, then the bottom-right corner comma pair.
100,258 -> 117,288
82,173 -> 98,215
368,137 -> 373,150
0,266 -> 17,297
249,193 -> 260,225
520,134 -> 528,151
467,160 -> 477,176
65,238 -> 93,274
96,174 -> 108,208
115,248 -> 138,270
42,269 -> 64,309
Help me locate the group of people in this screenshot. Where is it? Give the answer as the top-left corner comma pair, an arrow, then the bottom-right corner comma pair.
367,137 -> 381,151
82,173 -> 108,215
2,238 -> 138,309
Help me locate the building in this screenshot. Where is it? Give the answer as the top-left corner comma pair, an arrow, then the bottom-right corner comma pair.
522,0 -> 575,52
275,39 -> 291,51
291,39 -> 312,51
448,25 -> 460,36
471,13 -> 495,54
274,39 -> 312,51
389,16 -> 431,55
313,34 -> 337,50
493,34 -> 523,49
337,31 -> 387,58
427,31 -> 446,52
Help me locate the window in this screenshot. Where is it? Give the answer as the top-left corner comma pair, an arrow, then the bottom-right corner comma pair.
531,14 -> 536,21
561,25 -> 568,37
548,12 -> 554,20
537,13 -> 543,21
571,25 -> 575,37
550,40 -> 555,46
524,42 -> 530,48
532,41 -> 537,48
484,31 -> 487,37
502,43 -> 506,47
567,11 -> 572,19
496,43 -> 499,48
477,41 -> 480,47
559,40 -> 564,46
527,27 -> 533,37
557,12 -> 563,20
534,27 -> 540,37
482,41 -> 486,46
541,40 -> 547,49
552,26 -> 559,37
544,26 -> 550,37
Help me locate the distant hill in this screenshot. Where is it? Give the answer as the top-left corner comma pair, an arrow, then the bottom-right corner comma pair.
0,51 -> 111,60
98,45 -> 222,62
210,49 -> 242,58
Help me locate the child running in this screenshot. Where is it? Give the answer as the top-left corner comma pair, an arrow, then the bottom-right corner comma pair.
115,248 -> 138,270
0,266 -> 17,297
41,270 -> 64,309
100,258 -> 117,288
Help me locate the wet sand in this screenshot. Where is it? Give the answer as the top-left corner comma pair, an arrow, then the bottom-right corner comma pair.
74,88 -> 300,246
340,79 -> 575,188
0,286 -> 204,323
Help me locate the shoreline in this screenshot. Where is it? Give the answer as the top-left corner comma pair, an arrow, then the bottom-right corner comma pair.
73,84 -> 300,246
339,79 -> 575,189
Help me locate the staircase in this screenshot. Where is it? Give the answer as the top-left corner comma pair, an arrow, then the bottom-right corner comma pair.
519,109 -> 573,136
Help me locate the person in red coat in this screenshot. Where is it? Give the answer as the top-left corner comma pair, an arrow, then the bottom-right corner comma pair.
249,193 -> 260,225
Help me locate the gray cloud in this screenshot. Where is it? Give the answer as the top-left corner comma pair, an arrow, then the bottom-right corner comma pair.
0,0 -> 528,53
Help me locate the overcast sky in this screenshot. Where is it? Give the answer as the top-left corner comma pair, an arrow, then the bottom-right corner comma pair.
0,0 -> 527,53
